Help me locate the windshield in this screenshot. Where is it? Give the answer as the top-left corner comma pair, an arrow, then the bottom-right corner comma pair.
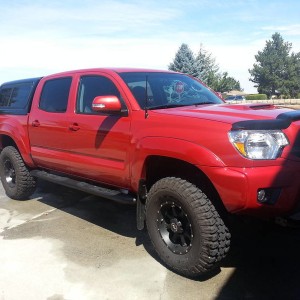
119,72 -> 223,109
226,96 -> 235,100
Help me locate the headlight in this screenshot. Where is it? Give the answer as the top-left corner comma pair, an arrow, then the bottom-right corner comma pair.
228,130 -> 289,160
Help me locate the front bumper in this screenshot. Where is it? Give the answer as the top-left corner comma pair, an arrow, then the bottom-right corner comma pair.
200,160 -> 300,218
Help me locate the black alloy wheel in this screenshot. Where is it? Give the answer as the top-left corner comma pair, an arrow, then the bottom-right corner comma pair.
3,158 -> 17,188
157,201 -> 193,255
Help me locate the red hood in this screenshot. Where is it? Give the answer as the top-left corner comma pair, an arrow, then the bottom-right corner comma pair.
151,103 -> 293,125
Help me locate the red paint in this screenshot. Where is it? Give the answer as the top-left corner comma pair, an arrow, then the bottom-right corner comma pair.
92,96 -> 122,112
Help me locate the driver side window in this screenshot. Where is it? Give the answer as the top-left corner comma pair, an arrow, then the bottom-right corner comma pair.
76,75 -> 120,114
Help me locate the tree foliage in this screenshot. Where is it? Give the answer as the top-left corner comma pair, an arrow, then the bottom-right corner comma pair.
169,43 -> 241,92
285,52 -> 300,97
249,32 -> 300,98
212,72 -> 241,92
168,44 -> 199,78
194,45 -> 219,85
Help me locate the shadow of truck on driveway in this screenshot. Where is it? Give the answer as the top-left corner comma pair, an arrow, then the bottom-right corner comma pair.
217,217 -> 300,299
34,180 -> 300,299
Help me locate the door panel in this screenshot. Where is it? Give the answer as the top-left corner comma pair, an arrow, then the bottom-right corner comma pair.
29,73 -> 131,188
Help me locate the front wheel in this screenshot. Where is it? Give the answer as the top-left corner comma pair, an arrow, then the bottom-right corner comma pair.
0,146 -> 36,200
146,177 -> 230,278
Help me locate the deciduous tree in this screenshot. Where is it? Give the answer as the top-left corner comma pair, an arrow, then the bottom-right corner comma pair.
212,72 -> 241,92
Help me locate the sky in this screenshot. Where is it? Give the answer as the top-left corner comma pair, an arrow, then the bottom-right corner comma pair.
1,0 -> 300,93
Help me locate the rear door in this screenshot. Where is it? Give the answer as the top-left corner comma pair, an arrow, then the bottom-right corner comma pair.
28,76 -> 73,171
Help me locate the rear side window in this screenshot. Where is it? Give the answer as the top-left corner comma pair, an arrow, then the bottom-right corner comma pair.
0,83 -> 33,108
39,77 -> 72,113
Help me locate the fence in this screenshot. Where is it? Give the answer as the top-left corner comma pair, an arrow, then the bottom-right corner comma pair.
227,99 -> 300,105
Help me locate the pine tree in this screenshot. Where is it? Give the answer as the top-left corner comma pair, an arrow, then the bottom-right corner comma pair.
168,43 -> 199,77
285,53 -> 300,98
249,32 -> 295,98
194,45 -> 219,84
169,43 -> 242,92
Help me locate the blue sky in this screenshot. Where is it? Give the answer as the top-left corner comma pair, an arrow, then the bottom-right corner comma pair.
1,0 -> 300,93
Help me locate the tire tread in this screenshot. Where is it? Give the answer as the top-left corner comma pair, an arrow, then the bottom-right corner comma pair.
146,177 -> 230,278
0,146 -> 36,200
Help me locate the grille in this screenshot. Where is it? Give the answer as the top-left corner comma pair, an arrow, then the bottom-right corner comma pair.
290,131 -> 300,158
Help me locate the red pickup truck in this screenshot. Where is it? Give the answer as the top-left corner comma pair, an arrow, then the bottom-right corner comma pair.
0,68 -> 299,278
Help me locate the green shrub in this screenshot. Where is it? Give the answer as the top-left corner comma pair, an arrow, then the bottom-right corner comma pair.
246,94 -> 268,100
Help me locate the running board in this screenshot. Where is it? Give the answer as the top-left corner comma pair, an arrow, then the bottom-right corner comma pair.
30,170 -> 136,205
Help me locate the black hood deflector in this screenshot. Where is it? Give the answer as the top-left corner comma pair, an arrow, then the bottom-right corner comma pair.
232,110 -> 300,130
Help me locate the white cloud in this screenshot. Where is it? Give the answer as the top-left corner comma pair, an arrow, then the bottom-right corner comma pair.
0,1 -> 181,82
207,44 -> 257,93
0,35 -> 180,82
262,24 -> 300,37
1,0 -> 300,94
0,31 -> 259,92
0,1 -> 180,39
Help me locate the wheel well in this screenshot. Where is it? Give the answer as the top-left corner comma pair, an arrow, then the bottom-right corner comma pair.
0,135 -> 18,151
144,156 -> 227,215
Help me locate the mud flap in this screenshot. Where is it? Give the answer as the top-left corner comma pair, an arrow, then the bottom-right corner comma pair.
137,180 -> 147,230
137,195 -> 145,230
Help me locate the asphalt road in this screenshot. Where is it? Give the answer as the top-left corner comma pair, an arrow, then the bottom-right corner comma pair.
0,180 -> 300,300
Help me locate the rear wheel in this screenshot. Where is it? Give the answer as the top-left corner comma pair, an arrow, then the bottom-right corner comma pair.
0,146 -> 36,200
146,177 -> 230,278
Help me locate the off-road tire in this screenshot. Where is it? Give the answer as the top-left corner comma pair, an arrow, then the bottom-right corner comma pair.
0,146 -> 36,200
146,177 -> 230,278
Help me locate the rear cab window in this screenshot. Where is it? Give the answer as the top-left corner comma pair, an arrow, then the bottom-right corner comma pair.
0,78 -> 41,114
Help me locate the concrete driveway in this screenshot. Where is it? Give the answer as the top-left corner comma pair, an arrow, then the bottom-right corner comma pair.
0,180 -> 299,300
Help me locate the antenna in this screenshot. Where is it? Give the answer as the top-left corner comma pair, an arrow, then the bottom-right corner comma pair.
145,75 -> 149,119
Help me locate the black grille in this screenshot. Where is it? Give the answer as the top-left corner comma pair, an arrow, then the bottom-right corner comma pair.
291,131 -> 300,158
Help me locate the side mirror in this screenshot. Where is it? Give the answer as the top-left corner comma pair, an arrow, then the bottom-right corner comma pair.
92,95 -> 122,113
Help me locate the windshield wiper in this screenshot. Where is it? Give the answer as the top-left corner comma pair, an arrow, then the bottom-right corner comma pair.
193,101 -> 215,106
149,102 -> 216,110
149,103 -> 189,110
